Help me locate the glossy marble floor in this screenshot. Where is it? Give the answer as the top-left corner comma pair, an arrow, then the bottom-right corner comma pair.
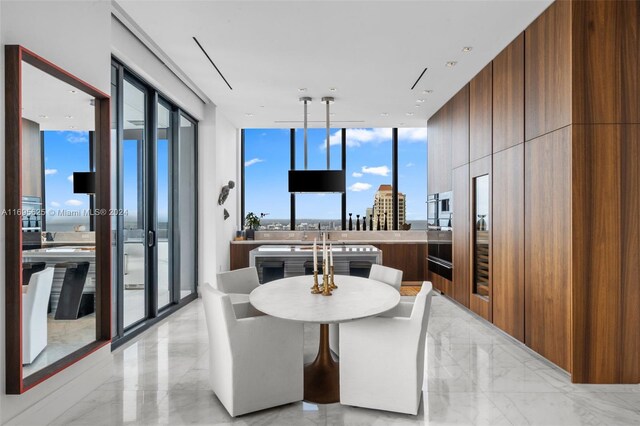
50,293 -> 640,425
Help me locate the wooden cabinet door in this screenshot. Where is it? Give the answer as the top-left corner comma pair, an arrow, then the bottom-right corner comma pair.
524,127 -> 572,372
452,164 -> 470,308
451,85 -> 470,169
469,156 -> 492,322
427,107 -> 452,194
375,243 -> 426,282
493,32 -> 524,152
492,144 -> 525,342
470,63 -> 492,162
525,0 -> 571,140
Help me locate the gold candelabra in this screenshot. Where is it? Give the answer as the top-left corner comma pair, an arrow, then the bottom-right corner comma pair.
321,260 -> 332,296
311,270 -> 321,294
329,265 -> 337,289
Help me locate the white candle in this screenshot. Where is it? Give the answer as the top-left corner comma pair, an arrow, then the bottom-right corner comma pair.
322,233 -> 326,265
313,238 -> 318,272
329,243 -> 333,268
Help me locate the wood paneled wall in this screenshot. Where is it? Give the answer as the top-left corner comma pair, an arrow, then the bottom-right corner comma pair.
428,0 -> 640,384
525,127 -> 572,372
452,165 -> 470,308
450,85 -> 470,169
493,33 -> 524,152
469,63 -> 492,162
572,125 -> 640,383
525,0 -> 572,141
492,144 -> 525,342
572,1 -> 640,124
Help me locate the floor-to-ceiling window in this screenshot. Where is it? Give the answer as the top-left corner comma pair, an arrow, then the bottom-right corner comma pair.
242,127 -> 426,230
111,59 -> 198,345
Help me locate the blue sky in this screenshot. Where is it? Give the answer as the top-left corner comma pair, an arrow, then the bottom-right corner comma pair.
244,128 -> 427,221
43,131 -> 91,211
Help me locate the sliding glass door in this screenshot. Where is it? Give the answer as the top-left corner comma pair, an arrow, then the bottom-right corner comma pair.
111,60 -> 198,344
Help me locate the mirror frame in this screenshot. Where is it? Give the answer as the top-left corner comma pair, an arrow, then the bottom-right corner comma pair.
4,45 -> 111,394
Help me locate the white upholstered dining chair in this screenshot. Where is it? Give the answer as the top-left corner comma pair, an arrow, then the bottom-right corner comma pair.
201,283 -> 303,417
22,268 -> 55,364
214,266 -> 260,304
339,281 -> 433,415
330,264 -> 403,355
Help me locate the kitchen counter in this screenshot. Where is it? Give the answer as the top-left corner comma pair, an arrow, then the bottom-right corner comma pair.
232,239 -> 427,244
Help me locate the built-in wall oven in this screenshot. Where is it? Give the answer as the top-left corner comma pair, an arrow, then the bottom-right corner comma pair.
428,230 -> 452,281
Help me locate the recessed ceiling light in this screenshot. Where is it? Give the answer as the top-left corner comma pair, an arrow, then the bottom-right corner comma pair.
329,87 -> 337,92
297,88 -> 307,92
39,115 -> 48,119
423,89 -> 433,94
65,115 -> 73,119
380,113 -> 389,117
446,61 -> 457,67
69,90 -> 77,94
69,126 -> 76,129
414,105 -> 421,108
416,99 -> 425,103
245,113 -> 254,117
462,47 -> 473,52
399,122 -> 405,126
406,112 -> 414,116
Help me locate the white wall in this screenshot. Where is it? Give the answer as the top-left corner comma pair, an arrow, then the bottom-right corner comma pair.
197,105 -> 241,287
215,112 -> 240,273
0,1 -> 112,423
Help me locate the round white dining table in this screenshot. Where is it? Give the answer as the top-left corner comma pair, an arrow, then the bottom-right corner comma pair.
249,274 -> 400,404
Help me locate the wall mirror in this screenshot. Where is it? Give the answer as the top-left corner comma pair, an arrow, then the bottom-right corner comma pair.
5,46 -> 111,394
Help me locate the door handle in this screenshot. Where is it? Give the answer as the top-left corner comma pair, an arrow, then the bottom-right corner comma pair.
148,230 -> 156,247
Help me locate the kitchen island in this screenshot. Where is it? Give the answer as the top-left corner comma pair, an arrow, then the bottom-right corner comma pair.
249,244 -> 382,282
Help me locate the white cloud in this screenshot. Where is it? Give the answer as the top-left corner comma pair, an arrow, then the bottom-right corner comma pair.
321,127 -> 426,149
352,172 -> 363,178
44,168 -> 58,175
65,131 -> 89,144
67,174 -> 74,183
50,201 -> 61,207
398,127 -> 428,142
362,165 -> 390,176
245,158 -> 264,167
348,182 -> 372,192
65,199 -> 83,206
406,162 -> 415,168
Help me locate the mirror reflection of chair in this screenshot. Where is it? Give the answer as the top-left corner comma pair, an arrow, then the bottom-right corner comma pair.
201,283 -> 303,417
22,268 -> 55,364
54,262 -> 91,320
339,282 -> 433,415
330,264 -> 403,355
214,266 -> 260,304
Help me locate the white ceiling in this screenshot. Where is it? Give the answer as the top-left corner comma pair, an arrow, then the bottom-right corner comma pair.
116,0 -> 552,129
22,62 -> 96,131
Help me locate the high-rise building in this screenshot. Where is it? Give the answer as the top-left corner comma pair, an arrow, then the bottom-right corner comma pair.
372,185 -> 406,230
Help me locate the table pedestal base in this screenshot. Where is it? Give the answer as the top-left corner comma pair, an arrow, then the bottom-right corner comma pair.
304,324 -> 339,404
